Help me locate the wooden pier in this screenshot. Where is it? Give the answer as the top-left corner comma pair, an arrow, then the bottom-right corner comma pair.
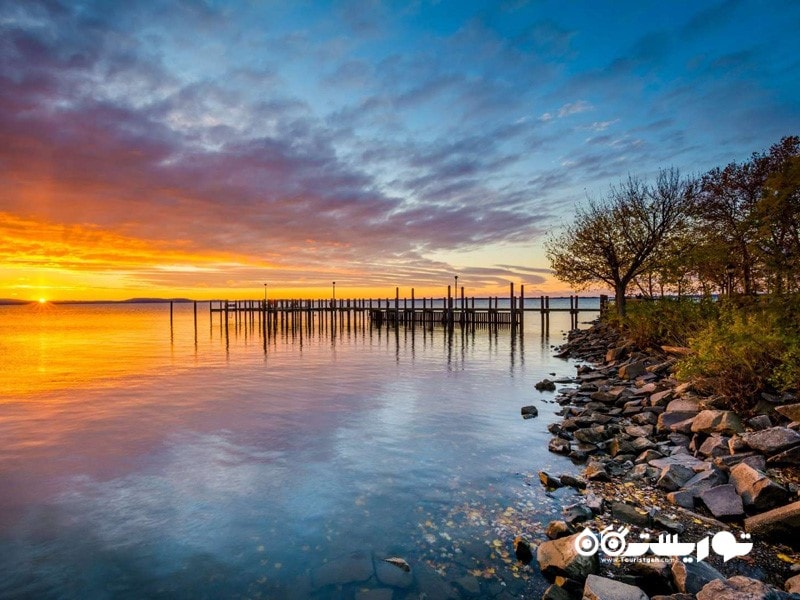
188,285 -> 607,332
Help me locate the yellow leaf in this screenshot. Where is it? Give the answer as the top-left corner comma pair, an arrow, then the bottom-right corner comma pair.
777,553 -> 797,564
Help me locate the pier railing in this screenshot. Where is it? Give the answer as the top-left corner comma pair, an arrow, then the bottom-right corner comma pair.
182,285 -> 607,332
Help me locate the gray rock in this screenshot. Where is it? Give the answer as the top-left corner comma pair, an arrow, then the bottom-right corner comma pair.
549,437 -> 571,454
536,379 -> 557,391
767,444 -> 800,466
563,503 -> 594,526
560,474 -> 588,489
748,415 -> 773,430
667,490 -> 695,508
575,426 -> 610,444
650,390 -> 673,407
619,362 -> 646,380
311,553 -> 374,588
611,502 -> 650,527
521,405 -> 539,418
698,435 -> 731,458
657,463 -> 697,491
649,454 -> 708,471
696,575 -> 791,599
653,513 -> 685,533
635,449 -> 664,464
671,559 -> 725,595
700,484 -> 744,519
729,462 -> 790,512
610,437 -> 637,457
542,583 -> 574,600
691,410 -> 744,435
744,500 -> 800,541
540,471 -> 564,489
537,532 -> 598,580
375,558 -> 413,588
681,468 -> 727,498
727,434 -> 748,453
657,412 -> 697,434
742,427 -> 800,455
583,574 -> 649,600
713,452 -> 767,472
585,493 -> 605,514
626,424 -> 655,438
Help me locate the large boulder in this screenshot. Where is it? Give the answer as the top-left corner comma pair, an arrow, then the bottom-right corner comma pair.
744,500 -> 800,545
691,410 -> 744,435
536,532 -> 598,580
742,427 -> 800,455
582,574 -> 648,600
696,575 -> 792,599
729,462 -> 790,512
656,463 -> 696,491
699,484 -> 744,519
671,560 -> 725,595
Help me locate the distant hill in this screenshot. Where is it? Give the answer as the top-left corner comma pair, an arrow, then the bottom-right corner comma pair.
0,299 -> 31,305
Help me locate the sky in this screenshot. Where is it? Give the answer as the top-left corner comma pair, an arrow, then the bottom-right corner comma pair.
1,0 -> 799,301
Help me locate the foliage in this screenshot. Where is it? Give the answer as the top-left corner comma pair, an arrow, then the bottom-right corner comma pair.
610,297 -> 717,349
676,298 -> 800,412
545,168 -> 693,316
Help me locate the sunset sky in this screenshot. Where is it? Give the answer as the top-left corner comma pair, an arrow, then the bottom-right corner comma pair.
1,1 -> 799,301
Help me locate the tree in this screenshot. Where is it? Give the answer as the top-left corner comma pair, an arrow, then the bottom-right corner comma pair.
546,168 -> 694,317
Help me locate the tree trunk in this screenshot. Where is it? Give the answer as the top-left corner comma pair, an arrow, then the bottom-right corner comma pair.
615,286 -> 627,317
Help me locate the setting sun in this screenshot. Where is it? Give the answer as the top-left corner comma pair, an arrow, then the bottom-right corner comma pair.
38,298 -> 46,304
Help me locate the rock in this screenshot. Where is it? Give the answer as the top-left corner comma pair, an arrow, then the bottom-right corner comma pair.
691,410 -> 744,435
626,424 -> 654,438
698,435 -> 731,458
611,502 -> 650,527
376,558 -> 413,588
545,520 -> 572,540
355,590 -> 393,600
742,427 -> 800,455
521,405 -> 539,418
563,503 -> 594,526
786,574 -> 800,594
536,533 -> 598,580
636,449 -> 664,464
649,454 -> 708,471
560,474 -> 588,490
585,494 -> 605,514
671,559 -> 725,595
748,415 -> 773,430
767,444 -> 800,466
606,346 -> 628,362
583,574 -> 648,600
653,513 -> 685,533
700,484 -> 744,519
514,536 -> 534,564
681,468 -> 727,498
543,583 -> 574,600
454,575 -> 481,596
713,452 -> 767,472
536,379 -> 557,391
729,462 -> 790,511
696,575 -> 791,599
619,362 -> 646,380
549,437 -> 571,454
650,390 -> 673,407
657,463 -> 697,491
744,500 -> 800,543
776,403 -> 800,423
610,438 -> 637,457
584,462 -> 611,482
666,397 -> 700,412
657,411 -> 698,434
311,553 -> 374,588
540,471 -> 564,489
727,434 -> 748,453
667,490 -> 695,509
575,426 -> 610,444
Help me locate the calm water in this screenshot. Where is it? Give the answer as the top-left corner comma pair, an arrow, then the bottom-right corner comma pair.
0,300 -> 598,599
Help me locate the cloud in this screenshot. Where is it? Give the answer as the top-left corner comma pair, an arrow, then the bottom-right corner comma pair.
557,100 -> 593,118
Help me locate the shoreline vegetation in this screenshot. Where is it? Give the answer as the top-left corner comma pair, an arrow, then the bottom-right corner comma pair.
534,135 -> 800,598
526,313 -> 800,599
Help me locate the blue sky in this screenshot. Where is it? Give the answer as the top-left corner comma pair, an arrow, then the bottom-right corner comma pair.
1,0 -> 798,298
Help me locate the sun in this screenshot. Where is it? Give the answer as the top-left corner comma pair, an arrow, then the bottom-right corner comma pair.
38,298 -> 47,304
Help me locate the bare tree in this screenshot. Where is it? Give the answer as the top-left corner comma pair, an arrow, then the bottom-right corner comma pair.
546,168 -> 694,317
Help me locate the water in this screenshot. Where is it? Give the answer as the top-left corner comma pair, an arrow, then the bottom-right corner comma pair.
0,300 -> 598,599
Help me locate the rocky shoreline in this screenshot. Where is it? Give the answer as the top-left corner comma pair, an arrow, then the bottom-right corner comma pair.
528,320 -> 800,599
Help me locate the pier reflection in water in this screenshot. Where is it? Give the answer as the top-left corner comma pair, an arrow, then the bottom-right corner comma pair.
0,301 -> 597,599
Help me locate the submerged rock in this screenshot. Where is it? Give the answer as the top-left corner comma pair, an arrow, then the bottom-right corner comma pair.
583,574 -> 648,600
521,405 -> 539,418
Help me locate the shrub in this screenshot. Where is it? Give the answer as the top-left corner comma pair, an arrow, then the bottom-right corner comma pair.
605,297 -> 717,349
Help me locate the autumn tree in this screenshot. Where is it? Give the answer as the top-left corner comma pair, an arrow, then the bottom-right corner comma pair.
546,168 -> 694,316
